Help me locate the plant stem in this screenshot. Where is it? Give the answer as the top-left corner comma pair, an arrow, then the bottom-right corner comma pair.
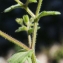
31,22 -> 38,63
24,7 -> 35,17
35,0 -> 43,15
25,0 -> 29,6
31,0 -> 43,63
28,35 -> 31,48
32,22 -> 38,50
27,21 -> 32,48
15,0 -> 35,17
0,30 -> 36,63
15,0 -> 23,5
32,0 -> 42,50
32,53 -> 37,63
0,30 -> 30,51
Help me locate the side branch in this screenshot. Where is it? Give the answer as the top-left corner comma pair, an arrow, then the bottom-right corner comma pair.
0,30 -> 30,51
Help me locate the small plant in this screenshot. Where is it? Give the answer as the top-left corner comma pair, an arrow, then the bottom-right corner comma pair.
0,0 -> 61,63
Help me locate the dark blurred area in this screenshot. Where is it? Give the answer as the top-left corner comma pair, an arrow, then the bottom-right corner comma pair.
0,0 -> 63,63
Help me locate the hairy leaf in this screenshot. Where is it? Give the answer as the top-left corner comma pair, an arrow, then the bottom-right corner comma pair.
37,11 -> 61,19
8,50 -> 33,63
15,26 -> 27,32
27,57 -> 32,63
16,18 -> 23,25
4,4 -> 21,13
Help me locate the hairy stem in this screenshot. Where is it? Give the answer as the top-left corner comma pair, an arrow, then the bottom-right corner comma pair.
32,53 -> 36,63
31,0 -> 43,63
32,0 -> 42,50
32,22 -> 38,50
0,30 -> 35,63
0,30 -> 30,51
24,7 -> 35,17
31,22 -> 38,63
36,0 -> 43,15
15,0 -> 35,17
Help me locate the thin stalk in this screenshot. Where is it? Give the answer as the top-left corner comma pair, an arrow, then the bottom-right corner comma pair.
36,0 -> 43,15
25,0 -> 29,6
15,0 -> 35,17
0,30 -> 36,63
24,7 -> 35,17
28,35 -> 31,48
0,30 -> 30,51
27,21 -> 32,48
15,0 -> 23,5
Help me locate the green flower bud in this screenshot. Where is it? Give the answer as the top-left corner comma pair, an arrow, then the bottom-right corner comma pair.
23,15 -> 29,25
16,18 -> 23,25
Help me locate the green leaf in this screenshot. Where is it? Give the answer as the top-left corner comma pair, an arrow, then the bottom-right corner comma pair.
8,50 -> 33,63
16,18 -> 23,25
4,4 -> 20,13
28,28 -> 34,34
8,52 -> 26,63
27,57 -> 32,63
36,11 -> 61,19
18,49 -> 27,52
15,26 -> 27,32
23,15 -> 29,25
15,45 -> 27,52
28,0 -> 37,3
18,50 -> 33,63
